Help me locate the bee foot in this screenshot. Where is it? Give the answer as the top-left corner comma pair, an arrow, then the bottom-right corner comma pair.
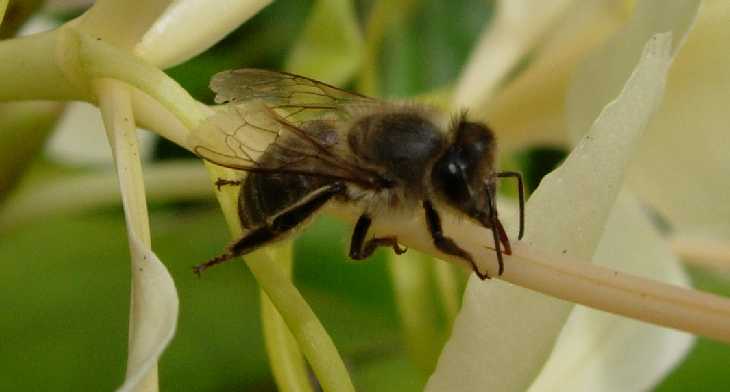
215,178 -> 241,191
393,243 -> 407,255
192,264 -> 206,277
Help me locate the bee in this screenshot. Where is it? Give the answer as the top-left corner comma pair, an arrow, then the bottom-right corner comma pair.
190,69 -> 524,280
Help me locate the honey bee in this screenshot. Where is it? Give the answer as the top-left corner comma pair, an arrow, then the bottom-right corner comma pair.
191,69 -> 524,280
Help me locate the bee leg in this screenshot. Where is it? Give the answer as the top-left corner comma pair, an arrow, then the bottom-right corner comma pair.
215,178 -> 242,191
194,182 -> 345,275
349,214 -> 407,260
423,200 -> 490,280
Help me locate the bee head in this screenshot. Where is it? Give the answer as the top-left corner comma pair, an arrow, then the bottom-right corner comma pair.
431,115 -> 498,227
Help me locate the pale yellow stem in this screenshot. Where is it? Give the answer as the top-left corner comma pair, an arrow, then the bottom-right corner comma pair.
331,206 -> 730,343
432,259 -> 463,322
95,78 -> 156,391
387,251 -> 444,374
507,243 -> 730,343
0,0 -> 8,26
0,161 -> 210,232
671,236 -> 730,272
206,163 -> 355,392
259,243 -> 314,392
357,0 -> 417,96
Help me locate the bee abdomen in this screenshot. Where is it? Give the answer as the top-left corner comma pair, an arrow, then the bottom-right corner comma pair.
238,172 -> 334,228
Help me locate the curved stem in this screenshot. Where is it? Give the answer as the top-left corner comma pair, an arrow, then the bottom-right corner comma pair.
0,0 -> 9,26
74,29 -> 212,133
95,78 -> 157,391
260,242 -> 314,392
388,251 -> 444,374
0,30 -> 86,102
206,163 -> 355,392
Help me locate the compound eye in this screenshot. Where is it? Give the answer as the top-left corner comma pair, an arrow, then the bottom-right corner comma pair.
431,149 -> 472,206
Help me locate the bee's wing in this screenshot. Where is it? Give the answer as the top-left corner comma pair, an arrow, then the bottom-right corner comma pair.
190,103 -> 382,186
210,68 -> 377,126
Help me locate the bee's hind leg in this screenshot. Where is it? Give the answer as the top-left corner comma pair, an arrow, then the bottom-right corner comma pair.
349,214 -> 407,260
194,182 -> 346,275
215,178 -> 242,191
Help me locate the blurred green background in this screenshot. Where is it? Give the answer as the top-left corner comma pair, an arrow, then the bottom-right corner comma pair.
1,0 -> 729,391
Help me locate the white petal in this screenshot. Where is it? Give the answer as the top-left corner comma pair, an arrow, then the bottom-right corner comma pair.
453,0 -> 575,109
528,192 -> 694,392
426,33 -> 674,392
95,79 -> 179,392
627,1 -> 730,242
485,0 -> 629,151
135,0 -> 271,68
116,230 -> 179,392
76,0 -> 175,49
566,0 -> 700,141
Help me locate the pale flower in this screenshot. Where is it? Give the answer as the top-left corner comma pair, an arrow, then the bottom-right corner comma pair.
428,0 -> 727,391
1,0 -> 729,391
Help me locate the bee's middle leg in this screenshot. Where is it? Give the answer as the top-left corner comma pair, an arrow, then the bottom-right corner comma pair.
349,214 -> 407,260
194,182 -> 345,275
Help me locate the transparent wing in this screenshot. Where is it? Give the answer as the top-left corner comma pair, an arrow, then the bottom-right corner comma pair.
209,68 -> 378,126
189,99 -> 385,188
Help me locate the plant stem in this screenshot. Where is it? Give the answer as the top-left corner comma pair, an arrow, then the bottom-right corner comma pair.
357,0 -> 417,96
74,29 -> 211,135
0,161 -> 210,232
95,78 -> 157,392
671,236 -> 730,272
334,205 -> 730,343
206,163 -> 355,392
432,258 -> 463,323
388,251 -> 444,374
259,243 -> 315,392
0,101 -> 64,200
0,0 -> 7,25
0,30 -> 86,101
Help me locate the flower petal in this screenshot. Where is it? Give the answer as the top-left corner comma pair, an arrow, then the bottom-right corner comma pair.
527,192 -> 693,392
95,79 -> 179,392
486,0 -> 629,151
566,0 -> 700,141
116,230 -> 179,392
453,0 -> 576,109
426,33 -> 674,392
135,0 -> 272,68
76,0 -> 174,49
626,1 -> 730,243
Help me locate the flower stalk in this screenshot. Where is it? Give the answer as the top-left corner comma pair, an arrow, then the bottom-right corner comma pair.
206,163 -> 355,392
0,0 -> 8,26
387,251 -> 445,374
259,242 -> 314,392
96,78 -> 179,392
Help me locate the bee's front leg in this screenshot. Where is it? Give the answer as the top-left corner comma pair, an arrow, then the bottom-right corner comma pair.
423,200 -> 490,280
